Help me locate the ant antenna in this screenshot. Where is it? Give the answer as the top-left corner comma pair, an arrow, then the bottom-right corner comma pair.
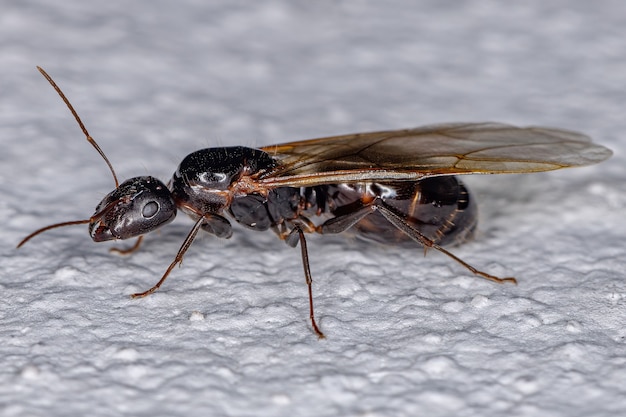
36,66 -> 119,188
17,220 -> 91,248
17,67 -> 121,248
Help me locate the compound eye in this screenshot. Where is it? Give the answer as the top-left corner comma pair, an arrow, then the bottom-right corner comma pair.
141,201 -> 159,219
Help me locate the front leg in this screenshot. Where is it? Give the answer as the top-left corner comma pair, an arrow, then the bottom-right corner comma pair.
109,235 -> 144,255
131,216 -> 206,298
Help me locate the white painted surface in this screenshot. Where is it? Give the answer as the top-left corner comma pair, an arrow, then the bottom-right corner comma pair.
1,1 -> 624,416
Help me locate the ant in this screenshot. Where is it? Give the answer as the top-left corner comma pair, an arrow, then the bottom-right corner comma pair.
19,67 -> 612,338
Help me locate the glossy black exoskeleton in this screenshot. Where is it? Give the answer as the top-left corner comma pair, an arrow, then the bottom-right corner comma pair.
168,147 -> 476,246
19,67 -> 612,338
89,176 -> 176,242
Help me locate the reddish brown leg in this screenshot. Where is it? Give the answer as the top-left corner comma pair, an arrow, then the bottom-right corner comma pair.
374,200 -> 517,284
287,227 -> 325,339
131,216 -> 205,298
110,235 -> 144,255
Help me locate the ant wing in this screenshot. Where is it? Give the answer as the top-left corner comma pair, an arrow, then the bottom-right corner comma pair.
259,123 -> 612,187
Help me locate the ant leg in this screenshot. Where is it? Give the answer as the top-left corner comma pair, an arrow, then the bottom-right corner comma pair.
285,226 -> 325,339
131,216 -> 205,298
316,200 -> 516,284
110,235 -> 144,255
317,204 -> 376,234
372,200 -> 517,284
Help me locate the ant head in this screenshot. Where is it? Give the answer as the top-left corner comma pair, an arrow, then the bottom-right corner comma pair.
17,68 -> 179,249
89,176 -> 176,241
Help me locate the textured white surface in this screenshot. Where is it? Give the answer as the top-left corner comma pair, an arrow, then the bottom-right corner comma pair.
1,1 -> 625,416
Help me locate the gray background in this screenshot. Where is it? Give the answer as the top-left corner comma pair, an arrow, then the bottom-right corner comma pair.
1,1 -> 624,416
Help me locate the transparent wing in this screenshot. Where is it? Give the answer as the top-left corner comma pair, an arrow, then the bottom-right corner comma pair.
259,122 -> 612,187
